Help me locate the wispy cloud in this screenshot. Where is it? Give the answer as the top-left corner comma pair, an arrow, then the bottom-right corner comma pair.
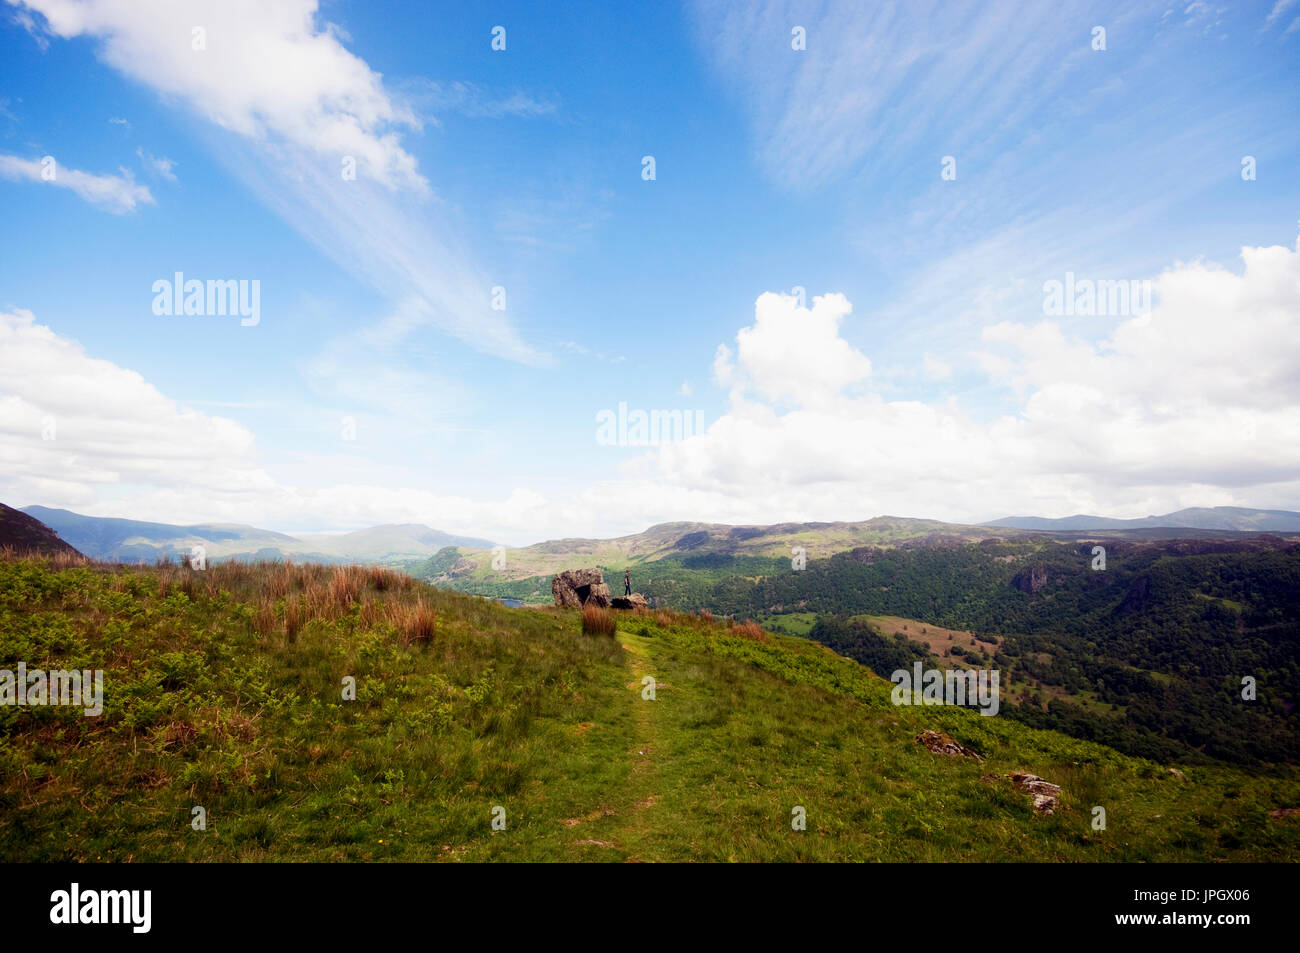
7,0 -> 543,364
0,152 -> 153,212
136,147 -> 177,181
692,0 -> 1158,190
398,79 -> 559,123
1265,0 -> 1299,29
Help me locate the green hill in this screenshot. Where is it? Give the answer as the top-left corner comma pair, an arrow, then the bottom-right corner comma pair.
1,554 -> 1297,862
416,516 -> 1022,588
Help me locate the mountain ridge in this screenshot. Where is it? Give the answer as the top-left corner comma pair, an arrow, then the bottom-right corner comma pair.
19,506 -> 497,565
984,506 -> 1300,532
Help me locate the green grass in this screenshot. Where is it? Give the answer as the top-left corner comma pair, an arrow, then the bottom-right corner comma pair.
1,555 -> 1297,861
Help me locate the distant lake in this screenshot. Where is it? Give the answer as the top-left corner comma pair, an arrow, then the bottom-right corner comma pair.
499,598 -> 525,608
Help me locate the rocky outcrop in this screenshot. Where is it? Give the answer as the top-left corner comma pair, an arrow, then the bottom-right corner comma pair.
981,772 -> 1061,814
1010,773 -> 1061,814
915,730 -> 984,761
612,593 -> 648,610
1012,566 -> 1049,594
552,569 -> 611,608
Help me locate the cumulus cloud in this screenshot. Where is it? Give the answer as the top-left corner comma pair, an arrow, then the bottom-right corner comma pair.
6,237 -> 1299,542
0,309 -> 263,504
641,236 -> 1300,522
0,152 -> 153,212
712,292 -> 871,406
0,310 -> 549,542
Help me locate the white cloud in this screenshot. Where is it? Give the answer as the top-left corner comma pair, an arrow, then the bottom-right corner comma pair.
0,152 -> 153,212
7,230 -> 1300,544
0,308 -> 541,540
8,0 -> 541,364
0,309 -> 264,505
398,79 -> 558,122
1265,0 -> 1298,29
712,292 -> 871,407
638,236 -> 1300,523
692,0 -> 1124,189
9,0 -> 425,192
136,147 -> 177,181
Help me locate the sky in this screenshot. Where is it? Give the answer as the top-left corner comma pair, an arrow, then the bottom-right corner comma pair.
1,0 -> 1298,546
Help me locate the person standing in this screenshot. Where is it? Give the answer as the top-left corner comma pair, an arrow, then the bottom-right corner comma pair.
624,568 -> 631,596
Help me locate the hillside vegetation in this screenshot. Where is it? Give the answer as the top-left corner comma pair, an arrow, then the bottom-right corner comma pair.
710,536 -> 1300,766
2,554 -> 1297,862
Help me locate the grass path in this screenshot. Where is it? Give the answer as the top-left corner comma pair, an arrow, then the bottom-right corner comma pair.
547,631 -> 665,861
610,632 -> 666,860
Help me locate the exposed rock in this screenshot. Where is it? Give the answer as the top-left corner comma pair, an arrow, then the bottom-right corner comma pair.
1009,773 -> 1062,814
1269,808 -> 1299,819
552,569 -> 611,608
980,772 -> 1063,814
612,593 -> 648,610
915,730 -> 984,762
1012,566 -> 1049,595
1168,767 -> 1186,781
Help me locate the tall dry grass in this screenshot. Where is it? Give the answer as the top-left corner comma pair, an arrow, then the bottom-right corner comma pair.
390,598 -> 438,645
0,545 -> 93,568
581,604 -> 617,637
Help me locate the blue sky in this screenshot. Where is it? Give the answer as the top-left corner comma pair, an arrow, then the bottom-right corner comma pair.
1,0 -> 1299,544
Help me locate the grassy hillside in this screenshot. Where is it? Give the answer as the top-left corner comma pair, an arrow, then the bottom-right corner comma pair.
2,554 -> 1297,862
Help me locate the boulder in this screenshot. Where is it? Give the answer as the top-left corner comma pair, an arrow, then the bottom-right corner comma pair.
980,772 -> 1062,814
552,569 -> 611,608
612,593 -> 649,610
1009,773 -> 1062,814
915,730 -> 984,762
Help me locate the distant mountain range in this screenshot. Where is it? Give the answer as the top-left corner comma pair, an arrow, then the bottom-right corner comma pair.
19,506 -> 497,565
10,504 -> 1299,571
983,506 -> 1300,532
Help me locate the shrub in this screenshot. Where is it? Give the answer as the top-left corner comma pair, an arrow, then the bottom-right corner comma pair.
581,604 -> 616,637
